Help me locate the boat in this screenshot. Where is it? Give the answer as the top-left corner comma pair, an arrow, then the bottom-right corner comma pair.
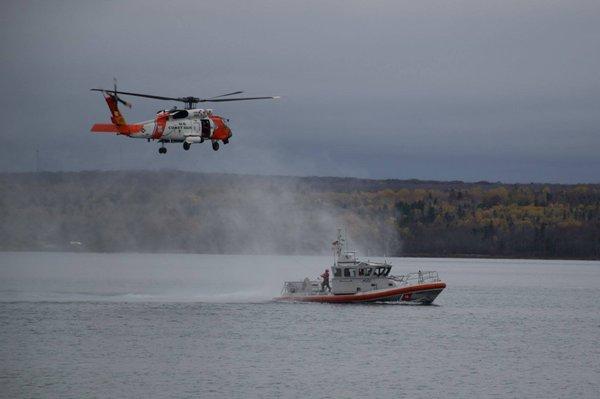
276,229 -> 446,304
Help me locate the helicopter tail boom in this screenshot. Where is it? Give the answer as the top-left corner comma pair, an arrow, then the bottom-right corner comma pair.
102,92 -> 128,126
90,123 -> 143,135
91,83 -> 143,135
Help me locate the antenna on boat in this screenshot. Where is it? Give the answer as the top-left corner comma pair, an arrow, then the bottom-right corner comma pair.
344,227 -> 348,252
332,231 -> 336,265
333,228 -> 344,261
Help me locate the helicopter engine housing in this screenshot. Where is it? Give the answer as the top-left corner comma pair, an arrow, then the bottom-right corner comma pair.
184,136 -> 205,144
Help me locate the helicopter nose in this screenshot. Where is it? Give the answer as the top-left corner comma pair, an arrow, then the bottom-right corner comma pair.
211,116 -> 232,139
223,120 -> 232,135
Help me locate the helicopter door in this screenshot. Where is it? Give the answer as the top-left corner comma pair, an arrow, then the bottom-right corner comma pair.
201,119 -> 211,138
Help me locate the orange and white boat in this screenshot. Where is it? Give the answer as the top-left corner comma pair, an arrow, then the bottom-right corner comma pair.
276,230 -> 446,304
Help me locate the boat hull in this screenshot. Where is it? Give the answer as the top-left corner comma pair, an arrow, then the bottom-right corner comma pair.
276,282 -> 446,304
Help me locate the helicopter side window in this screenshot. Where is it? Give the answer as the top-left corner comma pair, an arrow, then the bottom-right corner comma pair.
333,268 -> 342,277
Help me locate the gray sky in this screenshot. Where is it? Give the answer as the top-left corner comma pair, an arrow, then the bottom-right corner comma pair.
1,0 -> 599,183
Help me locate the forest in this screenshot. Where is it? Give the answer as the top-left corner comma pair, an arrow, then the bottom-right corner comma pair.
1,171 -> 599,259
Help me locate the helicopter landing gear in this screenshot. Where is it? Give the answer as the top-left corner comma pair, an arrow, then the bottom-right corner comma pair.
183,142 -> 191,151
158,146 -> 167,154
212,141 -> 220,151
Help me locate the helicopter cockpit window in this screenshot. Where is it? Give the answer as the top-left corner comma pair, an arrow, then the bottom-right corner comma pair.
171,110 -> 189,119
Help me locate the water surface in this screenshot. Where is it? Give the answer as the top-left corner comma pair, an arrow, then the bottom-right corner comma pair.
1,252 -> 599,398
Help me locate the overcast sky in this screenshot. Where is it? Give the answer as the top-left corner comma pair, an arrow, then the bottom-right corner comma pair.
1,0 -> 599,183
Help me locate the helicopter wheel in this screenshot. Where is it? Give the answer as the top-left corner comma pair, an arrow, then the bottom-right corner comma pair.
212,141 -> 220,151
158,147 -> 167,154
183,142 -> 191,151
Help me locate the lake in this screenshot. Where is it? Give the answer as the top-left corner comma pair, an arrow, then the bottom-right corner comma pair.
1,252 -> 599,398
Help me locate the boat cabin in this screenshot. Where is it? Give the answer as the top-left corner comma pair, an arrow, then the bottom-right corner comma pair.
330,257 -> 396,295
332,264 -> 391,279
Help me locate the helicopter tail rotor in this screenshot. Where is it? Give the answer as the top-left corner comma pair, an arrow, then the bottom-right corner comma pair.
110,78 -> 132,108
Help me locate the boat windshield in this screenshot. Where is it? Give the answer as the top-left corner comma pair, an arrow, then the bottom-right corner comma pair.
343,268 -> 357,277
358,267 -> 373,277
373,267 -> 391,276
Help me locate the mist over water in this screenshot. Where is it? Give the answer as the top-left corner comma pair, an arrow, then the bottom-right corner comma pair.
1,252 -> 599,398
0,172 -> 402,255
199,183 -> 343,255
0,252 -> 296,303
1,252 -> 598,303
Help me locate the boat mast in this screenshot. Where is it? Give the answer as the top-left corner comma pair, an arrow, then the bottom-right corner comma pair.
332,228 -> 344,265
344,227 -> 348,252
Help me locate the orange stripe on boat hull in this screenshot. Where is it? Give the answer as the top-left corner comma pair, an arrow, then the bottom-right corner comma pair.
276,282 -> 446,303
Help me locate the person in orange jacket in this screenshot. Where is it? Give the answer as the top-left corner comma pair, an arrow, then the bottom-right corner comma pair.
321,269 -> 331,292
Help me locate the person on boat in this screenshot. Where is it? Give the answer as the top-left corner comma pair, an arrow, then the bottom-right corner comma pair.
418,270 -> 423,283
321,269 -> 331,292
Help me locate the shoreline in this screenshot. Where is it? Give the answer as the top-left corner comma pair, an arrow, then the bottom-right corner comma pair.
1,249 -> 598,262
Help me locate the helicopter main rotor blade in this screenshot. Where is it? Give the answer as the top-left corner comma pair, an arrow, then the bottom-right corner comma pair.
200,96 -> 281,103
207,91 -> 244,99
91,89 -> 279,105
90,89 -> 182,102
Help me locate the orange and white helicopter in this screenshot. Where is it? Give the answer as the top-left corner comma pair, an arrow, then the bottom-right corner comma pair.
91,81 -> 279,154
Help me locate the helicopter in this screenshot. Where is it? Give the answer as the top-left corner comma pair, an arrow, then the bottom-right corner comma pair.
90,80 -> 279,154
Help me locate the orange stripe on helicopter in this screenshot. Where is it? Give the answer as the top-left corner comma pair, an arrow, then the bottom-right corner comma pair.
152,112 -> 169,139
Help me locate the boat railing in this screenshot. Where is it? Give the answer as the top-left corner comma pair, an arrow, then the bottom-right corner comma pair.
389,271 -> 440,285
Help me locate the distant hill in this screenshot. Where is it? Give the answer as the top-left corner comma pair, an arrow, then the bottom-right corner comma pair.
1,171 -> 598,259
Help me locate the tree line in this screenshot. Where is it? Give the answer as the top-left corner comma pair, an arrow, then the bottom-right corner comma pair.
0,171 -> 598,259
